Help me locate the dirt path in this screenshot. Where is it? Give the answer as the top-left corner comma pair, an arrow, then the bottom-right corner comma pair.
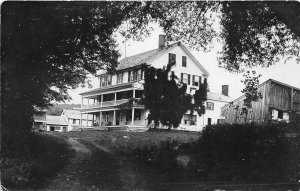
32,137 -> 153,191
37,138 -> 95,191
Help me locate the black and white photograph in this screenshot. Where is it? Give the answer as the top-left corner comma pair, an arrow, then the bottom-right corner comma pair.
1,1 -> 300,190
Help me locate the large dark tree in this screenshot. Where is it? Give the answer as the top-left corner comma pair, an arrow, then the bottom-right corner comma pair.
1,2 -> 142,141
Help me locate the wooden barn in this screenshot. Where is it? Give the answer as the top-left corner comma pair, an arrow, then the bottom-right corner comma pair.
221,79 -> 300,124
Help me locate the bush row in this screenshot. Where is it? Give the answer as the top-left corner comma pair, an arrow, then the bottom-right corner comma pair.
195,123 -> 299,182
129,123 -> 300,183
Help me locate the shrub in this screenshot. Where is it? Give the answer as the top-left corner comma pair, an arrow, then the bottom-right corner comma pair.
1,133 -> 73,187
195,123 -> 287,182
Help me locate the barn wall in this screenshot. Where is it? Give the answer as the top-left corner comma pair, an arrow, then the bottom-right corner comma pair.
269,82 -> 291,111
222,80 -> 300,124
221,81 -> 269,124
293,90 -> 300,112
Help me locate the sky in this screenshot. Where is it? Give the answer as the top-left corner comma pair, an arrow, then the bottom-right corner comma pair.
67,25 -> 300,104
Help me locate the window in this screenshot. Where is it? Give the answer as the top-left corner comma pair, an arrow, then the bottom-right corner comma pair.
55,126 -> 61,131
134,110 -> 141,120
100,75 -> 112,87
206,102 -> 214,110
192,75 -> 201,87
126,110 -> 132,121
73,119 -> 76,124
182,56 -> 187,67
181,73 -> 190,85
128,70 -> 142,82
208,118 -> 212,125
217,119 -> 225,124
183,114 -> 197,125
169,53 -> 176,65
278,110 -> 283,119
117,73 -> 123,84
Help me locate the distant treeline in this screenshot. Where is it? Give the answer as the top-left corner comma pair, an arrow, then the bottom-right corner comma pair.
47,103 -> 81,116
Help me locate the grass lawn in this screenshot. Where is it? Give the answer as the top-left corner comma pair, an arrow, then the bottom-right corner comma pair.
57,130 -> 200,190
61,130 -> 199,153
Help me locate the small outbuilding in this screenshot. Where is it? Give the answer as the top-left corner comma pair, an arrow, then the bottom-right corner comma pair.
46,115 -> 68,132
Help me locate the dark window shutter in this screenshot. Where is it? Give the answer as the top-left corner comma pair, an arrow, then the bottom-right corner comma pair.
181,73 -> 183,83
192,75 -> 195,86
212,103 -> 214,111
173,54 -> 176,64
182,56 -> 187,67
199,76 -> 202,85
128,71 -> 131,82
188,74 -> 190,85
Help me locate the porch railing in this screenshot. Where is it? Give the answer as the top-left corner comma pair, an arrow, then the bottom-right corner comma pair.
81,99 -> 138,109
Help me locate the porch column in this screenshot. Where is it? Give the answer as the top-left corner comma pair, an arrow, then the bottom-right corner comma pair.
80,113 -> 82,128
133,89 -> 136,98
86,113 -> 88,127
113,110 -> 116,126
99,111 -> 102,126
92,114 -> 94,125
101,94 -> 103,106
131,108 -> 135,125
114,92 -> 117,105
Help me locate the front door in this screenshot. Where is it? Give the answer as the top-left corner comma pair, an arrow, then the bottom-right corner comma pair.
62,126 -> 67,132
50,126 -> 55,131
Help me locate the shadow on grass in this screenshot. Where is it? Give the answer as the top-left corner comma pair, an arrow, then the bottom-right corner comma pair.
2,132 -> 74,189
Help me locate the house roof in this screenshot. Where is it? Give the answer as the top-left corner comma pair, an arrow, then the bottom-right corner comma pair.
62,109 -> 93,120
207,92 -> 232,103
115,42 -> 209,76
116,42 -> 179,70
62,109 -> 81,120
46,115 -> 68,126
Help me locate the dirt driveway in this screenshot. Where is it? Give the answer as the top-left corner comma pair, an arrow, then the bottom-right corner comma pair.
35,137 -> 161,191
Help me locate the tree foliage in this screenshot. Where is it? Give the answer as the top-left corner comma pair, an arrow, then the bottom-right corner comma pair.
192,78 -> 208,117
219,1 -> 300,72
1,2 -> 139,137
142,63 -> 208,128
142,63 -> 192,128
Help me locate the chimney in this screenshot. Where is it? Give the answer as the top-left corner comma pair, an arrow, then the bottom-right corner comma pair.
158,34 -> 166,49
222,85 -> 229,96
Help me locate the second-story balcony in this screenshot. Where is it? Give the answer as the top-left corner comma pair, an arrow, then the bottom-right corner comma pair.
81,89 -> 144,110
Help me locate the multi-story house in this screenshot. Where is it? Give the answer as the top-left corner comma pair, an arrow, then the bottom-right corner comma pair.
79,35 -> 220,131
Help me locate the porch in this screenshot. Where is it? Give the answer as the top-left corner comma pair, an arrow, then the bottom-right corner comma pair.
80,108 -> 148,131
